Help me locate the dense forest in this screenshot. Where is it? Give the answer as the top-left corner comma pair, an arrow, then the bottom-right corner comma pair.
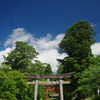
0,20 -> 100,100
0,41 -> 52,100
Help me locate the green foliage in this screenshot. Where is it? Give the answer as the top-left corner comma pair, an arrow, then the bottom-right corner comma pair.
38,84 -> 46,99
26,60 -> 52,75
57,20 -> 96,99
92,95 -> 100,100
59,20 -> 96,55
26,60 -> 45,74
0,70 -> 29,100
78,55 -> 100,96
58,20 -> 96,73
57,63 -> 64,74
44,64 -> 52,75
1,41 -> 53,100
3,41 -> 39,72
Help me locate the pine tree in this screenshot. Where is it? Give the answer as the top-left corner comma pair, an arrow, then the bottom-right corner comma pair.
58,20 -> 96,99
3,41 -> 39,72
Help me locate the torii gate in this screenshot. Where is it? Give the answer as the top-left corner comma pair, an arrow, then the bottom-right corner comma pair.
24,72 -> 73,100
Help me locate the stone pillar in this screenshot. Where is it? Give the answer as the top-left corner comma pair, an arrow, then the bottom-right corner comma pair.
59,79 -> 63,100
34,79 -> 38,100
47,78 -> 50,82
98,89 -> 100,95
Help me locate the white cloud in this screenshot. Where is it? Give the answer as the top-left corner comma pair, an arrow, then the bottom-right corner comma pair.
91,42 -> 100,55
30,33 -> 64,52
90,22 -> 98,28
0,28 -> 66,72
0,47 -> 13,63
37,49 -> 67,72
4,28 -> 33,47
1,28 -> 100,72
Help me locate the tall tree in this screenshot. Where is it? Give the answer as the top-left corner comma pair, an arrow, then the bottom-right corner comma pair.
27,60 -> 52,75
58,20 -> 96,99
3,41 -> 39,72
44,64 -> 52,75
78,55 -> 100,97
0,70 -> 29,100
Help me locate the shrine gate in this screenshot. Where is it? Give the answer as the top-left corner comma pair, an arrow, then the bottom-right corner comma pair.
25,72 -> 73,100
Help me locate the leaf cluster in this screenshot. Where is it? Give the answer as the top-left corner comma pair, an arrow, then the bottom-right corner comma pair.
57,20 -> 96,99
0,70 -> 29,100
78,55 -> 100,96
3,41 -> 39,72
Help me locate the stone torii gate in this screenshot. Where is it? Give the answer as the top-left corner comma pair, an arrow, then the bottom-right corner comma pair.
24,72 -> 73,100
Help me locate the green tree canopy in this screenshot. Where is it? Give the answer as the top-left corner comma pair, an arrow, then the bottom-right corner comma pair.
44,64 -> 52,75
0,70 -> 29,100
26,60 -> 51,75
1,41 -> 53,100
57,20 -> 96,99
78,55 -> 100,96
58,20 -> 96,73
3,41 -> 39,72
78,65 -> 100,96
59,20 -> 96,56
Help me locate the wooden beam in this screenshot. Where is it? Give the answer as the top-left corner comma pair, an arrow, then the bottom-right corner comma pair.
27,81 -> 70,85
24,72 -> 74,79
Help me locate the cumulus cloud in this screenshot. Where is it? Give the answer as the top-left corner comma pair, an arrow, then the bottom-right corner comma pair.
0,28 -> 66,72
91,42 -> 100,55
37,49 -> 67,71
4,28 -> 33,47
1,27 -> 100,72
30,33 -> 64,52
0,47 -> 13,63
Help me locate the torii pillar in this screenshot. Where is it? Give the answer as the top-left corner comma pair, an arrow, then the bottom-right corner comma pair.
34,79 -> 38,100
59,79 -> 63,100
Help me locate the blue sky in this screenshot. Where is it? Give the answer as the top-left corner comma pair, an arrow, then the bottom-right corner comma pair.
0,0 -> 100,41
0,0 -> 100,71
